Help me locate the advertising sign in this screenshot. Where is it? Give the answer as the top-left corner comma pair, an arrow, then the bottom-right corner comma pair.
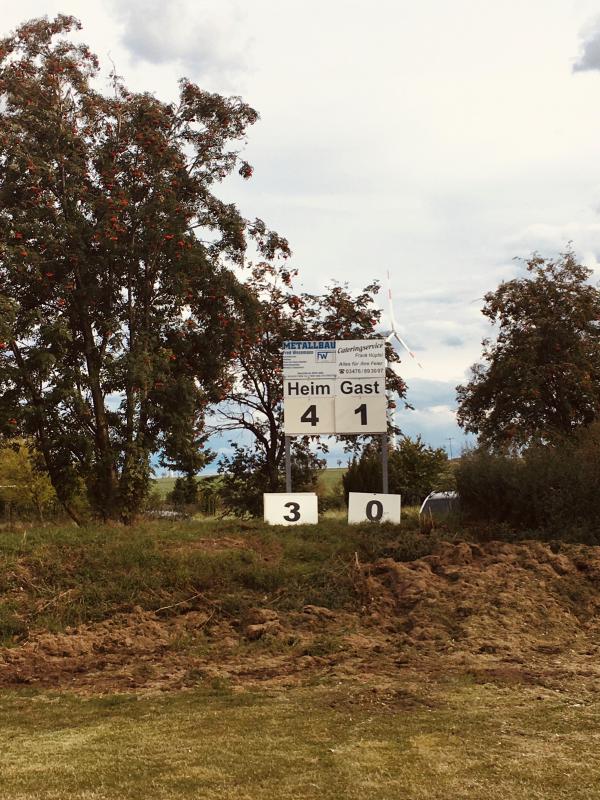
282,340 -> 386,434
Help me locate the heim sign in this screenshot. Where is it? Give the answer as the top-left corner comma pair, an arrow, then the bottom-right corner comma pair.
282,340 -> 387,434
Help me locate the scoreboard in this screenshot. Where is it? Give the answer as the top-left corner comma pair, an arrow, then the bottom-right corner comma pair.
282,340 -> 387,434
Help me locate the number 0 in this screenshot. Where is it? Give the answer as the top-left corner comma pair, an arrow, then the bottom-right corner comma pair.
366,500 -> 384,522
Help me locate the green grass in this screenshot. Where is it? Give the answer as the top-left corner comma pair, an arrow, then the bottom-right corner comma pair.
151,474 -> 222,500
0,516 -> 442,642
316,467 -> 346,493
2,513 -> 599,797
152,476 -> 178,499
1,680 -> 600,799
153,467 -> 345,502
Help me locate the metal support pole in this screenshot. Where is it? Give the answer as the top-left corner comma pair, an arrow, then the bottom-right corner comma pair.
285,435 -> 292,492
381,433 -> 389,494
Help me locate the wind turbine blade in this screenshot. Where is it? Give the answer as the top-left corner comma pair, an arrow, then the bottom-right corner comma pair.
386,270 -> 398,331
394,333 -> 423,369
387,269 -> 424,369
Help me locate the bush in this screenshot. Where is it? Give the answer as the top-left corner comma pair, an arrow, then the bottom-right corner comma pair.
343,436 -> 452,506
455,422 -> 600,540
319,481 -> 346,512
0,438 -> 58,522
197,477 -> 222,516
218,443 -> 324,517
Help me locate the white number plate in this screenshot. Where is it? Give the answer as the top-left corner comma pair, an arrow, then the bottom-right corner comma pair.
283,398 -> 335,434
334,395 -> 387,434
348,492 -> 401,524
263,493 -> 319,525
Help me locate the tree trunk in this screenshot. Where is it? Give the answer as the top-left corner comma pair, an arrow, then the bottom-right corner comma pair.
79,314 -> 119,518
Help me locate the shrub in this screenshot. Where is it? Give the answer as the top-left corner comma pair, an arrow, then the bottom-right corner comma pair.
168,477 -> 199,508
197,478 -> 222,516
455,422 -> 600,541
343,436 -> 452,506
0,438 -> 57,522
218,443 -> 324,517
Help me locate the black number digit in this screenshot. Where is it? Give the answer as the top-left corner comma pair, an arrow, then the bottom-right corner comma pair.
283,501 -> 301,522
354,403 -> 367,425
366,500 -> 384,522
300,405 -> 319,426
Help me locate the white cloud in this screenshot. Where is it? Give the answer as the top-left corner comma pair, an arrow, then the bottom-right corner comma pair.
111,0 -> 250,87
574,17 -> 600,72
3,0 -> 600,450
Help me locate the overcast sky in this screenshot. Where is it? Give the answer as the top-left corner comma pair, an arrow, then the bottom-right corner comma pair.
4,0 -> 600,461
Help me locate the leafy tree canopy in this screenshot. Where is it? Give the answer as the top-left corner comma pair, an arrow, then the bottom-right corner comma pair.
0,16 -> 288,522
457,251 -> 600,449
0,437 -> 56,520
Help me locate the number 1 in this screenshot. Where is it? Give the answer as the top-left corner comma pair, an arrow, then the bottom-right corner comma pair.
354,403 -> 367,425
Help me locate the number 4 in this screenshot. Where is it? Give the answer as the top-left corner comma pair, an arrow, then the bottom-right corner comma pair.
301,405 -> 319,426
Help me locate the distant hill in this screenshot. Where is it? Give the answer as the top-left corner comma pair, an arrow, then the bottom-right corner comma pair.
153,467 -> 346,500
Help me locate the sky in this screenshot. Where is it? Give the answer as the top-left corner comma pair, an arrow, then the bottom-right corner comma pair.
4,0 -> 600,464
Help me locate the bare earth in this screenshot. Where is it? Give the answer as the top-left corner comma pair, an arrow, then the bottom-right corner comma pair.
2,539 -> 600,696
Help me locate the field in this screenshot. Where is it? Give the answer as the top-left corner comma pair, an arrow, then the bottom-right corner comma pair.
151,466 -> 346,501
4,681 -> 600,799
2,514 -> 600,798
152,473 -> 222,500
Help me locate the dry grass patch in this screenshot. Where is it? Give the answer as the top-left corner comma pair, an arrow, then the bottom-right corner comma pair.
1,679 -> 600,799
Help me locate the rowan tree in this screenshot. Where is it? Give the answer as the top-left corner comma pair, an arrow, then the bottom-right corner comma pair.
215,263 -> 408,514
456,251 -> 600,449
0,16 -> 287,522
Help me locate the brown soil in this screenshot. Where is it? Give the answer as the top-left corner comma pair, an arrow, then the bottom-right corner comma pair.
3,540 -> 600,694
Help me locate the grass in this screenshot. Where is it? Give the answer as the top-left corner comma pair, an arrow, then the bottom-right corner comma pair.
316,467 -> 346,493
1,680 -> 600,799
152,476 -> 178,498
152,467 -> 345,503
151,474 -> 222,500
0,515 -> 444,642
2,513 -> 600,797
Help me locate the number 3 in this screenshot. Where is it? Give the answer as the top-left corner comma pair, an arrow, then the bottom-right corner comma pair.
283,501 -> 301,522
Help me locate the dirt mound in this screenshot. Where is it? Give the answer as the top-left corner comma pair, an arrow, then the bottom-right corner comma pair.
3,539 -> 600,693
364,540 -> 600,681
0,607 -> 212,691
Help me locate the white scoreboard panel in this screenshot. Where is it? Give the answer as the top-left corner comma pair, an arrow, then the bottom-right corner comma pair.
263,493 -> 319,525
283,397 -> 335,435
334,394 -> 387,434
348,492 -> 401,524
